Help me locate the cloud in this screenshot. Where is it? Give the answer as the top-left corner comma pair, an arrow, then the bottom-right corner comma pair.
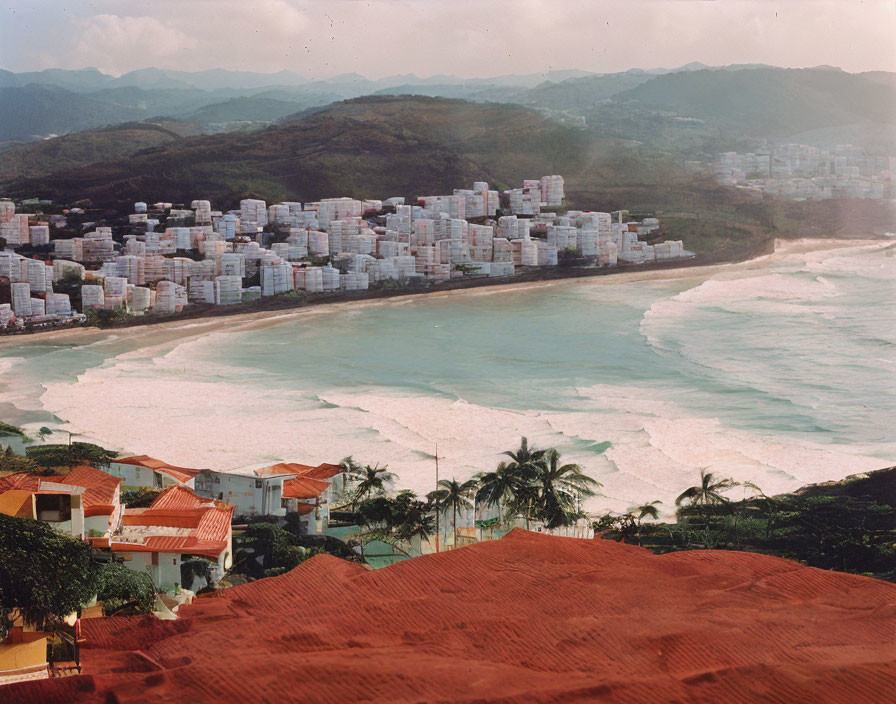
0,0 -> 893,77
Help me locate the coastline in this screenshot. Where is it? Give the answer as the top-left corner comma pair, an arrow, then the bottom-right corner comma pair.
1,236 -> 885,349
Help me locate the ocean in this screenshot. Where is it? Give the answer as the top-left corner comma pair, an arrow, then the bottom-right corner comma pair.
1,239 -> 893,517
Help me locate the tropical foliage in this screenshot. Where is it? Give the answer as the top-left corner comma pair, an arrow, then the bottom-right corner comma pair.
26,441 -> 114,469
597,467 -> 896,582
476,438 -> 601,530
0,445 -> 41,474
235,521 -> 318,578
95,562 -> 156,615
0,514 -> 99,630
428,478 -> 477,547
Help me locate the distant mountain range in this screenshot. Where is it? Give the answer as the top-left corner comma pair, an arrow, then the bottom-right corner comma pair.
4,62 -> 889,152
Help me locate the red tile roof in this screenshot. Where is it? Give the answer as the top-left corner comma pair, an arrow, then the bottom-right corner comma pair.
107,485 -> 234,559
253,461 -> 341,478
282,476 -> 330,500
302,463 -> 342,480
0,472 -> 82,496
253,462 -> 316,477
58,465 -> 120,514
9,531 -> 896,704
115,455 -> 206,484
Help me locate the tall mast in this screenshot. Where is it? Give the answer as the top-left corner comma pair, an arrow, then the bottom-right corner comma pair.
434,444 -> 440,553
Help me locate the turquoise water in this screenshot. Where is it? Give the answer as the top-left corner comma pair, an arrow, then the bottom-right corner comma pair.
2,240 -> 893,515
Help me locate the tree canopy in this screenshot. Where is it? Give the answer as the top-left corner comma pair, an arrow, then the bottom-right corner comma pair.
0,514 -> 98,629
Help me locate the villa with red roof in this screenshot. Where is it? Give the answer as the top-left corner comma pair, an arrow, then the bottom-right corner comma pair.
0,465 -> 123,540
106,455 -> 205,490
193,461 -> 346,533
93,485 -> 234,590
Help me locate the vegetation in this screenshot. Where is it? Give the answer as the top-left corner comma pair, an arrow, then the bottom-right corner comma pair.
476,438 -> 600,530
26,441 -> 113,469
0,514 -> 98,631
234,521 -> 320,578
0,422 -> 27,439
349,463 -> 396,509
597,466 -> 896,582
428,478 -> 476,547
95,562 -> 156,615
121,487 -> 162,508
0,445 -> 41,474
84,307 -> 137,328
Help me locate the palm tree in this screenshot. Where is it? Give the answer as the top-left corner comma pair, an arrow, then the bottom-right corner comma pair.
339,456 -> 364,504
352,464 -> 395,510
475,461 -> 518,508
428,478 -> 477,549
676,469 -> 736,545
533,449 -> 601,529
630,500 -> 662,546
502,437 -> 545,481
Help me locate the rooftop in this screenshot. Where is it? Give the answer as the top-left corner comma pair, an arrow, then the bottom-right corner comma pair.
7,530 -> 894,703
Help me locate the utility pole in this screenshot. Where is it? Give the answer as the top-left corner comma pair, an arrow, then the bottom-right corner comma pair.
434,444 -> 441,554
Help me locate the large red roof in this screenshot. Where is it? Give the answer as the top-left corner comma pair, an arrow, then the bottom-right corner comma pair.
6,530 -> 894,703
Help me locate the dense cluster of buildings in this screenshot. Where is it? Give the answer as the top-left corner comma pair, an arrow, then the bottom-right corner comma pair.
1,175 -> 687,329
715,143 -> 894,200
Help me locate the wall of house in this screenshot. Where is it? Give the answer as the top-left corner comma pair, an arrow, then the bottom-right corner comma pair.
107,462 -> 159,489
0,632 -> 48,676
84,514 -> 111,537
157,553 -> 181,592
195,471 -> 286,517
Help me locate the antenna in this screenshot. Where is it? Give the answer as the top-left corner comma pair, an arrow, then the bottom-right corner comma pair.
434,444 -> 442,554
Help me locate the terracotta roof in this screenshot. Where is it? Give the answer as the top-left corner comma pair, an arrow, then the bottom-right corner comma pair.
8,530 -> 896,704
115,455 -> 205,483
253,462 -> 316,477
282,476 -> 330,500
0,473 -> 79,496
107,486 -> 234,559
302,463 -> 342,480
254,461 -> 341,482
0,489 -> 33,518
58,465 -> 120,513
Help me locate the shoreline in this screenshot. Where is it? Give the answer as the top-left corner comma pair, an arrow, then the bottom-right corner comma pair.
0,236 -> 888,349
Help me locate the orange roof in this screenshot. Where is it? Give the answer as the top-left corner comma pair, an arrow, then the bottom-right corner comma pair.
254,461 -> 341,481
150,485 -> 231,512
282,476 -> 330,500
253,462 -> 316,477
59,465 -> 120,513
291,503 -> 315,516
0,472 -> 78,496
303,463 -> 342,480
105,485 -> 234,559
0,489 -> 33,518
115,455 -> 205,483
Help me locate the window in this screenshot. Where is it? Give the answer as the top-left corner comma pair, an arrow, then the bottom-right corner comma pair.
255,479 -> 263,489
213,475 -> 220,484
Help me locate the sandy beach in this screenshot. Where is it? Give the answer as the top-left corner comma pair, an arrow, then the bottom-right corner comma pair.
1,237 -> 883,352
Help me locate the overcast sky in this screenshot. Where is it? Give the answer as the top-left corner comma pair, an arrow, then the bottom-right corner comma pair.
2,0 -> 894,78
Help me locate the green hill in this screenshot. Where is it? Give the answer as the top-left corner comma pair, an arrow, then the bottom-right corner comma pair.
1,96 -> 591,208
185,97 -> 305,125
0,123 -> 187,180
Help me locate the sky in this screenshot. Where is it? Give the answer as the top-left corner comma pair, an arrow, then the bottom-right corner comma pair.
1,0 -> 895,78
